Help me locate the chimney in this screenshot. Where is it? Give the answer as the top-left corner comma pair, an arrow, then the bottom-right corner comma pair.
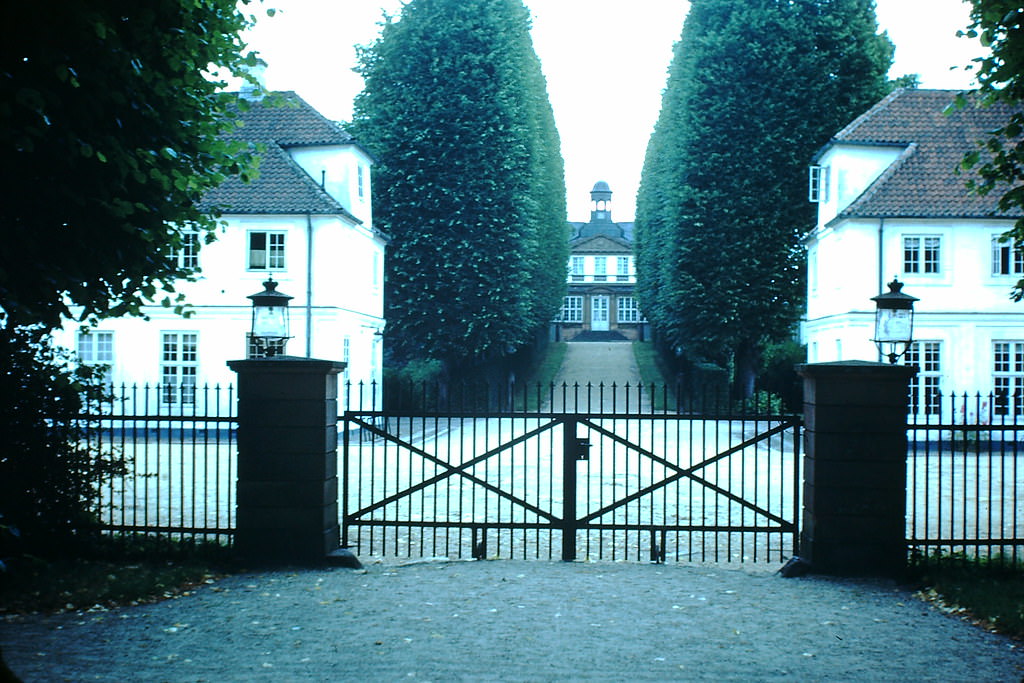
239,59 -> 268,101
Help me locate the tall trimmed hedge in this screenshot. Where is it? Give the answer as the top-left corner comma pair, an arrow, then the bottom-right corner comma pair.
352,0 -> 567,373
635,0 -> 896,395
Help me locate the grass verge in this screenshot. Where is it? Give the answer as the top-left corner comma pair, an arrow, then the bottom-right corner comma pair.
0,536 -> 236,615
912,554 -> 1024,640
513,341 -> 568,411
632,341 -> 675,410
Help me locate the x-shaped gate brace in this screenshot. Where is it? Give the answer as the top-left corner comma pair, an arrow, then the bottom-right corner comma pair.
342,414 -> 800,561
342,416 -> 563,546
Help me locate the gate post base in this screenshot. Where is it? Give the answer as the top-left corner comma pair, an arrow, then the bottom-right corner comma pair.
797,361 -> 915,577
228,357 -> 346,566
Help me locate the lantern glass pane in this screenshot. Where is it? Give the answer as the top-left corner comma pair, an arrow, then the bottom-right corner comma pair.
253,305 -> 287,338
875,308 -> 912,343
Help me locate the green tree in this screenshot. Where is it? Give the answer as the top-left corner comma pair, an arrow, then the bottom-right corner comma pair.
351,0 -> 567,374
959,2 -> 1024,300
635,0 -> 895,396
0,1 -> 261,561
0,0 -> 262,331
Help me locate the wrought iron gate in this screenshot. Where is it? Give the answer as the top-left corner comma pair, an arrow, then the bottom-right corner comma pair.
341,405 -> 801,563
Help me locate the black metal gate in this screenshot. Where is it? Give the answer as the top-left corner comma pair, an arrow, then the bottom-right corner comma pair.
341,403 -> 801,563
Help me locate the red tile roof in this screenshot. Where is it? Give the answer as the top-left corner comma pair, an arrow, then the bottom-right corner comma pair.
200,92 -> 362,219
827,88 -> 1023,220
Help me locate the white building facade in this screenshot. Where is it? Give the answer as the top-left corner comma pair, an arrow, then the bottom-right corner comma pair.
54,92 -> 387,410
804,89 -> 1024,415
555,182 -> 647,340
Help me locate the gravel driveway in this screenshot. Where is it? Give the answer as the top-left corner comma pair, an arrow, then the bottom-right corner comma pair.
3,559 -> 1022,682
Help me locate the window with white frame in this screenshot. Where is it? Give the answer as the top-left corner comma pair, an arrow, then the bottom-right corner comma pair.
77,330 -> 114,387
903,235 -> 940,274
904,341 -> 941,416
162,332 -> 198,404
78,330 -> 113,364
246,333 -> 285,359
168,230 -> 200,270
992,235 -> 1024,275
993,341 -> 1024,416
558,296 -> 583,323
593,257 -> 607,281
570,256 -> 584,282
357,165 -> 366,200
617,296 -> 641,323
343,336 -> 351,368
616,256 -> 630,282
248,231 -> 286,270
808,165 -> 829,203
341,336 -> 351,409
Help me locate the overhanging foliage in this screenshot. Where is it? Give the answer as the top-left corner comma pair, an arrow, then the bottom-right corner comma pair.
0,0 -> 263,330
958,1 -> 1024,300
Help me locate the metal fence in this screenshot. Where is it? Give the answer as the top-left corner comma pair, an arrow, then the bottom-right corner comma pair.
81,383 -> 237,543
73,380 -> 1023,566
907,392 -> 1024,562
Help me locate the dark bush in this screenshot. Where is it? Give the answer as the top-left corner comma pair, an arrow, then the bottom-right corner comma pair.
0,326 -> 122,562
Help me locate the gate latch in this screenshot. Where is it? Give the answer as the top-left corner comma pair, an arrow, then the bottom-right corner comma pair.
574,437 -> 591,461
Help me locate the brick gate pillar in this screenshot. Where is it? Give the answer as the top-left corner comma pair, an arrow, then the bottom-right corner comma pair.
797,361 -> 916,576
228,357 -> 346,565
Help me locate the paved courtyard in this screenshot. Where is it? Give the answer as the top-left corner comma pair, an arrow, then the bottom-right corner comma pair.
3,559 -> 1022,682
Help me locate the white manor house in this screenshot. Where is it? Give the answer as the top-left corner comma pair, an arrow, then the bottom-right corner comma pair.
804,88 -> 1024,416
53,92 -> 388,409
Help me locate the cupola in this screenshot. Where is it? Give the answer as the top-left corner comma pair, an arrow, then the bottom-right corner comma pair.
591,181 -> 612,221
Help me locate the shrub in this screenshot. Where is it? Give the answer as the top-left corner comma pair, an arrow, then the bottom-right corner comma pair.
757,340 -> 805,412
737,390 -> 785,415
0,326 -> 123,561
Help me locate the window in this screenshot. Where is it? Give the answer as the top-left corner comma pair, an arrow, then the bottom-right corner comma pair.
168,230 -> 200,270
78,330 -> 113,364
162,332 -> 198,404
808,165 -> 829,203
903,235 -> 940,274
246,333 -> 285,359
994,341 -> 1024,416
570,256 -> 584,282
616,256 -> 630,282
558,296 -> 583,323
248,231 -> 285,270
77,330 -> 114,387
905,341 -> 941,416
617,296 -> 641,323
357,165 -> 366,199
992,236 -> 1024,275
341,336 -> 351,409
593,257 -> 607,282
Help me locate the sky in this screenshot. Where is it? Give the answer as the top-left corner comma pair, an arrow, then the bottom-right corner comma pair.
235,0 -> 988,222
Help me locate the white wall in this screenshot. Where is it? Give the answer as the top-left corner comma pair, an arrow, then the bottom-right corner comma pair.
814,143 -> 904,228
289,145 -> 373,228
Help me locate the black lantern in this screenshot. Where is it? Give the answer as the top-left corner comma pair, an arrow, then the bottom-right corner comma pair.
247,277 -> 293,357
871,278 -> 918,364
